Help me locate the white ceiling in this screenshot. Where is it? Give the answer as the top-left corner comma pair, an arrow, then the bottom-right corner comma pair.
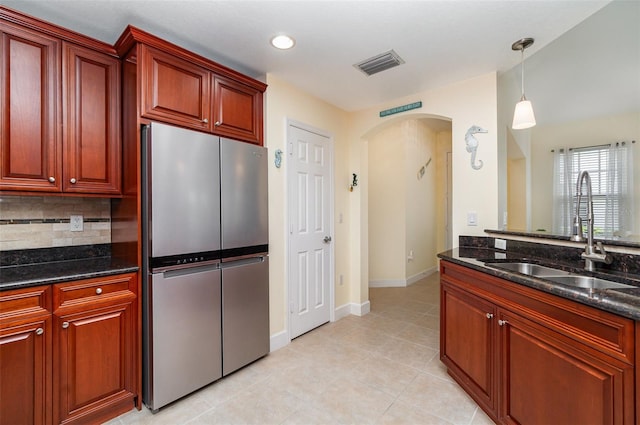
3,0 -> 613,112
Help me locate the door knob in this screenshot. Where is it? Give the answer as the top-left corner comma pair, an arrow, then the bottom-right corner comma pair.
323,236 -> 332,243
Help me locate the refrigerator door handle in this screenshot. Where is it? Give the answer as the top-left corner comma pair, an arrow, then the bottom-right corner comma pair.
160,262 -> 220,278
220,255 -> 267,269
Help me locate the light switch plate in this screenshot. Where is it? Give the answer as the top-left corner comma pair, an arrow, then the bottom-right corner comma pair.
467,211 -> 478,226
70,215 -> 83,232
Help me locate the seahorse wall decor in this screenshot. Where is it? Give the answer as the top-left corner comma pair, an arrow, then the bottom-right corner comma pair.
465,125 -> 488,170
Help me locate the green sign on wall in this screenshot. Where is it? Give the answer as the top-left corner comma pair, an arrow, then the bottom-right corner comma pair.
379,101 -> 422,117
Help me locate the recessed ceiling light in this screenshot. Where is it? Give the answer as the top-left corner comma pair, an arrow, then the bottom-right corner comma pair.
270,34 -> 295,50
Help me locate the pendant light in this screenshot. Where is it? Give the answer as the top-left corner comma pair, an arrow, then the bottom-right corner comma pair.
511,38 -> 536,130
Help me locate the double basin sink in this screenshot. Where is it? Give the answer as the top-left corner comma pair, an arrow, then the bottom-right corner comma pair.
487,262 -> 634,290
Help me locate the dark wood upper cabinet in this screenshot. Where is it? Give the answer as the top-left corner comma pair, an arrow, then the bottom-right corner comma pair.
212,74 -> 263,144
1,7 -> 122,196
116,25 -> 267,145
140,44 -> 211,131
0,22 -> 62,192
63,42 -> 121,194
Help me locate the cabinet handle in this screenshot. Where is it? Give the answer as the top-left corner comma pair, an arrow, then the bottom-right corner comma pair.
203,118 -> 209,123
486,313 -> 494,319
48,176 -> 56,183
498,319 -> 509,326
95,287 -> 103,295
35,328 -> 44,335
70,178 -> 77,184
62,322 -> 69,329
214,121 -> 221,126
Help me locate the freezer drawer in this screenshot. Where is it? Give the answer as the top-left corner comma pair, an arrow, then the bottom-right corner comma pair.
221,256 -> 269,375
146,265 -> 222,410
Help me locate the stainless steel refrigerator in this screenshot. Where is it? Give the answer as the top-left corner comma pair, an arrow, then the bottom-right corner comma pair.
141,122 -> 269,412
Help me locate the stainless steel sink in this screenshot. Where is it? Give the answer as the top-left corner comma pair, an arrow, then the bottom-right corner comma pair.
546,275 -> 635,290
489,262 -> 570,277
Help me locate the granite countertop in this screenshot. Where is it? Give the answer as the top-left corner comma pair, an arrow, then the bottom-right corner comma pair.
438,247 -> 640,321
0,245 -> 138,291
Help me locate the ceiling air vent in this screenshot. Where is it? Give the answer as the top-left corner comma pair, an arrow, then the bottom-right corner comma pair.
354,49 -> 405,76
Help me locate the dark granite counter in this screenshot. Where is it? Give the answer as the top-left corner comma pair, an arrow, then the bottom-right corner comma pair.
0,244 -> 138,291
438,246 -> 640,321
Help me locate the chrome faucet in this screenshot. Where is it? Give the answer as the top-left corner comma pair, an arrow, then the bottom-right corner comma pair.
570,170 -> 612,271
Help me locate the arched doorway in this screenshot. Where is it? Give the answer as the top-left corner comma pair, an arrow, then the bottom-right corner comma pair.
363,114 -> 452,288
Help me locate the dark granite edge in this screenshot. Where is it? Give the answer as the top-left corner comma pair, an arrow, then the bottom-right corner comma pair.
0,244 -> 112,267
485,229 -> 640,249
437,248 -> 640,321
0,265 -> 139,292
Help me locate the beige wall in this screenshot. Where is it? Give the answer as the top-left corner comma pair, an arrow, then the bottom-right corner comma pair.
507,158 -> 527,231
264,74 -> 350,337
368,119 -> 439,285
435,131 -> 453,253
0,196 -> 111,251
405,120 -> 437,279
530,111 -> 640,235
368,123 -> 406,281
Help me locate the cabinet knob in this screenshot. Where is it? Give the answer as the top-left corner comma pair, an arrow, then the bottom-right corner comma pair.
203,118 -> 209,123
62,322 -> 69,329
35,328 -> 44,335
486,313 -> 494,319
70,178 -> 77,184
48,176 -> 56,183
498,320 -> 509,326
95,287 -> 103,295
214,121 -> 221,127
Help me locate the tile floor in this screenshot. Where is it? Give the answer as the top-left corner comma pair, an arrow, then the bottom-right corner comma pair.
107,272 -> 495,425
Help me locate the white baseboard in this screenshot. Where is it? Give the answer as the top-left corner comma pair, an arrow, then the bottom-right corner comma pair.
335,300 -> 371,317
334,303 -> 351,320
369,266 -> 437,288
270,300 -> 374,353
269,330 -> 289,352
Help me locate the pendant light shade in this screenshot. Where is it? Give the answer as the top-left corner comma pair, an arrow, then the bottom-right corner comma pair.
511,38 -> 536,130
512,97 -> 536,130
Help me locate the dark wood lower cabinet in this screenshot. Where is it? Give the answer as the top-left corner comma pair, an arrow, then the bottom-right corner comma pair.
0,285 -> 52,425
500,311 -> 633,425
53,273 -> 138,425
0,274 -> 138,425
440,260 -> 635,425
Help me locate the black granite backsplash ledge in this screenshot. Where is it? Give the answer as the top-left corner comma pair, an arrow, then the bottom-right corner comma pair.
1,244 -> 111,267
458,236 -> 640,275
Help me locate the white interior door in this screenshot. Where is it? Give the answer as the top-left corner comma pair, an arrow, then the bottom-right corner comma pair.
288,123 -> 333,339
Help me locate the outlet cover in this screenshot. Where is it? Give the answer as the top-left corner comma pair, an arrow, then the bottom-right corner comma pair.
495,238 -> 507,250
70,215 -> 83,232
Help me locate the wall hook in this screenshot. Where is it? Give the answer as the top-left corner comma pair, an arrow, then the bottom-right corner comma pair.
350,173 -> 358,192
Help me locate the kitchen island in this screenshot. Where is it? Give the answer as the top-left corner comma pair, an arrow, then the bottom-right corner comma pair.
438,237 -> 640,425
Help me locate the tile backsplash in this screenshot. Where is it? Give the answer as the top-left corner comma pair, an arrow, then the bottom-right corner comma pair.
0,196 -> 111,250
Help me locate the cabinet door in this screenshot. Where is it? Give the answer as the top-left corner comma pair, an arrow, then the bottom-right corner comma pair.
0,23 -> 61,192
0,317 -> 51,425
440,281 -> 498,417
53,274 -> 137,424
62,42 -> 121,195
212,74 -> 263,144
140,44 -> 211,130
499,312 -> 634,425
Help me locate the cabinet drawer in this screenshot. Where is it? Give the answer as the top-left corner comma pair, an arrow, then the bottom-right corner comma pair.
53,273 -> 136,310
0,285 -> 51,320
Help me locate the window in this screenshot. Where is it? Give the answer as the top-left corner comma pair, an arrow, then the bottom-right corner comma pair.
552,143 -> 634,239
